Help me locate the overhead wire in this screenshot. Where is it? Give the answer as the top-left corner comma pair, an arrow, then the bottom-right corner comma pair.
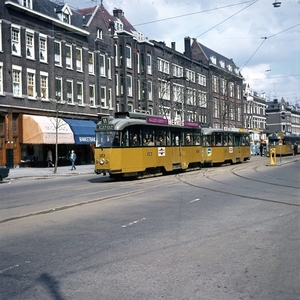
133,0 -> 257,27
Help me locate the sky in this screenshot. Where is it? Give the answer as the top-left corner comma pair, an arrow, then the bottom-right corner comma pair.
69,0 -> 300,105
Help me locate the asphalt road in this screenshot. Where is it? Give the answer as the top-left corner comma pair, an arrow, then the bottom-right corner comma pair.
0,159 -> 299,300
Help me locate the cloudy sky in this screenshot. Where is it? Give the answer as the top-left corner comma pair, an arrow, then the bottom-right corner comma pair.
69,0 -> 300,105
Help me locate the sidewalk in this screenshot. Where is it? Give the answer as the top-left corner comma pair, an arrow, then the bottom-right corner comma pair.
6,164 -> 95,180
4,156 -> 298,181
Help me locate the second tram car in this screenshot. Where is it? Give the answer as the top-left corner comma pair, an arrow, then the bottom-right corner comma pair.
268,133 -> 300,156
202,128 -> 251,165
94,112 -> 250,179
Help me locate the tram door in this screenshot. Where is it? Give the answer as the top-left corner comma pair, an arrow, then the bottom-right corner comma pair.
171,131 -> 182,167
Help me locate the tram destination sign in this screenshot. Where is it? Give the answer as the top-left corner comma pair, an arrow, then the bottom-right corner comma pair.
147,116 -> 168,125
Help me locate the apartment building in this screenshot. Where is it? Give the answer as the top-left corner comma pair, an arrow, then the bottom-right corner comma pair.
0,0 -> 114,167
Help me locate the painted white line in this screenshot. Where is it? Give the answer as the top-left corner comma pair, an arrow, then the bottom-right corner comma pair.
122,217 -> 146,228
190,198 -> 200,203
0,264 -> 19,274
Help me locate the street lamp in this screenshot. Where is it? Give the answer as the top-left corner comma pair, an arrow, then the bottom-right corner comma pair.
273,1 -> 281,8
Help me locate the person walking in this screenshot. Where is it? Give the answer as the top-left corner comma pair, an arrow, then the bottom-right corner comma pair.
46,149 -> 54,167
293,142 -> 298,157
70,150 -> 77,170
259,143 -> 264,157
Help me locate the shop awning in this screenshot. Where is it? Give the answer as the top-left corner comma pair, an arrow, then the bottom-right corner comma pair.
63,119 -> 96,144
22,115 -> 75,144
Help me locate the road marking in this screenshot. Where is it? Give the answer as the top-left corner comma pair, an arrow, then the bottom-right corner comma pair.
122,218 -> 146,228
190,198 -> 200,203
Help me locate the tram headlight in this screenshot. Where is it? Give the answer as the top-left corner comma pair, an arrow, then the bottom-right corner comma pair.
99,158 -> 105,165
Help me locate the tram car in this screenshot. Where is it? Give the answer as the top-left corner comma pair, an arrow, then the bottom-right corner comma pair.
268,133 -> 300,156
94,112 -> 203,179
94,112 -> 251,179
202,128 -> 251,165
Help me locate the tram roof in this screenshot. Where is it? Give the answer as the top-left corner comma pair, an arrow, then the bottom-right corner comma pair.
202,128 -> 248,135
95,113 -> 201,131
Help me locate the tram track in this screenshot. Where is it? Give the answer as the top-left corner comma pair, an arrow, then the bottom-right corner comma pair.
176,164 -> 300,207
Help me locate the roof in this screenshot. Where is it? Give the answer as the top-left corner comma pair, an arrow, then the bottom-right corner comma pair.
197,42 -> 242,77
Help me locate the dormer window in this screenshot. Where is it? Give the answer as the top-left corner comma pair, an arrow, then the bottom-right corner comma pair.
220,60 -> 225,68
210,56 -> 216,64
56,5 -> 73,25
115,20 -> 123,31
227,65 -> 233,72
19,0 -> 32,9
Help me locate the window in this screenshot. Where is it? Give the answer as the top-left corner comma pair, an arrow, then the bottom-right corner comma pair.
147,54 -> 152,75
115,74 -> 119,96
40,72 -> 48,100
39,34 -> 47,63
76,47 -> 82,71
229,82 -> 234,97
173,84 -> 184,103
100,54 -> 105,76
197,74 -> 206,86
172,64 -> 183,77
108,88 -> 112,108
55,77 -> 62,102
12,66 -> 22,97
237,85 -> 241,100
54,40 -> 62,66
65,44 -> 72,69
0,21 -> 2,52
101,86 -> 106,107
107,58 -> 111,79
114,44 -> 118,67
211,56 -> 216,64
11,26 -> 21,56
213,98 -> 219,118
221,79 -> 226,96
187,88 -> 196,105
157,58 -> 169,74
158,80 -> 170,100
89,84 -> 95,106
212,75 -> 219,93
186,69 -> 195,82
62,12 -> 70,24
88,52 -> 94,74
198,91 -> 207,108
0,63 -> 3,94
19,0 -> 32,8
137,80 -> 141,100
66,79 -> 73,104
127,75 -> 132,97
148,81 -> 152,100
27,69 -> 35,98
26,30 -> 34,59
136,52 -> 140,73
126,45 -> 132,68
97,28 -> 103,39
77,82 -> 83,105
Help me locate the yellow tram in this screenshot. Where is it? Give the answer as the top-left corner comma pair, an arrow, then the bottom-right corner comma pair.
202,128 -> 251,165
94,112 -> 251,179
268,133 -> 300,156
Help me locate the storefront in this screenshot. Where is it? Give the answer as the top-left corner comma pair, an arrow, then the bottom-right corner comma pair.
20,115 -> 96,167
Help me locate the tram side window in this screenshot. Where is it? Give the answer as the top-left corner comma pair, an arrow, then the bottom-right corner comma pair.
155,130 -> 167,146
203,136 -> 211,146
171,131 -> 181,146
121,129 -> 129,146
143,129 -> 155,146
185,132 -> 193,145
194,133 -> 201,145
242,135 -> 250,146
235,135 -> 241,146
129,128 -> 142,146
228,134 -> 233,146
214,133 -> 222,146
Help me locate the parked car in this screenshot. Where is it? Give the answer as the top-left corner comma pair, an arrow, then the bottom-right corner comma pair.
0,167 -> 10,181
250,144 -> 260,156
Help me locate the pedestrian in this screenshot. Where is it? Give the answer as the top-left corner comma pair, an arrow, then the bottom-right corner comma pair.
293,142 -> 298,157
70,150 -> 77,170
259,143 -> 264,157
46,149 -> 54,167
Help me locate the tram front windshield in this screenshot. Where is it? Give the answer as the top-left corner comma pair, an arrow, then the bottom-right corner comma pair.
95,131 -> 120,147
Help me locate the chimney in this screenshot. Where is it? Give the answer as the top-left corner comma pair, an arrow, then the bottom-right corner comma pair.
171,42 -> 176,50
184,36 -> 191,58
113,8 -> 123,19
